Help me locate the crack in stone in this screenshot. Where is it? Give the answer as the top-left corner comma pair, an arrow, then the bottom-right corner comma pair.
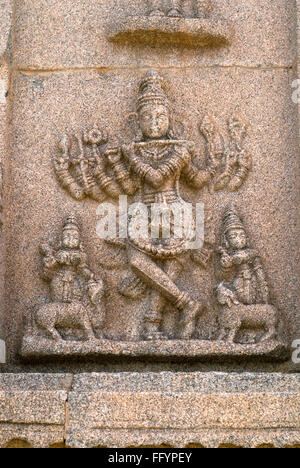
12,64 -> 294,76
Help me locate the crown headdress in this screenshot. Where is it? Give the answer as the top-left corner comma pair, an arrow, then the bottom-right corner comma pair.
137,70 -> 169,111
63,215 -> 79,233
222,205 -> 245,235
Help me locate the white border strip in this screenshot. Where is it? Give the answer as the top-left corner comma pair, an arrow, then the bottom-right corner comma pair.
0,79 -> 7,105
0,339 -> 6,363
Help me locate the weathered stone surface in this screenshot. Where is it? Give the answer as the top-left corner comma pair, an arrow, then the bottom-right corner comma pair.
67,429 -> 300,449
12,0 -> 296,69
0,374 -> 72,448
0,373 -> 73,390
0,57 -> 6,346
0,0 -> 299,450
294,0 -> 300,364
5,66 -> 298,366
71,371 -> 300,393
0,0 -> 11,360
0,0 -> 296,368
0,0 -> 12,57
0,339 -> 5,363
0,372 -> 299,448
66,372 -> 300,448
21,336 -> 288,362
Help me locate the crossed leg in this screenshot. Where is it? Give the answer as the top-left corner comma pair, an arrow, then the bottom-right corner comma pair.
128,247 -> 199,340
128,248 -> 188,304
144,258 -> 184,339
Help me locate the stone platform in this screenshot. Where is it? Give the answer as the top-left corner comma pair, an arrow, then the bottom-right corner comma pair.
108,16 -> 234,48
20,336 -> 288,362
0,372 -> 299,448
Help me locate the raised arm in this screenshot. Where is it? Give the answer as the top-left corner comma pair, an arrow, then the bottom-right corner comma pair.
181,142 -> 212,190
40,244 -> 58,281
182,161 -> 211,190
106,148 -> 138,196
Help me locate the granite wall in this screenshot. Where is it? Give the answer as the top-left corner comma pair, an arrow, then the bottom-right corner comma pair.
0,0 -> 299,449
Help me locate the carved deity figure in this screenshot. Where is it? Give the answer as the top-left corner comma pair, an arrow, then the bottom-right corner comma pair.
54,71 -> 238,341
28,216 -> 105,341
56,70 -> 214,341
216,206 -> 278,344
118,70 -> 213,340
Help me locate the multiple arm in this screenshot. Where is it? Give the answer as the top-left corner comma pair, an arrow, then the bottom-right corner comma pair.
56,132 -> 212,197
181,142 -> 212,189
122,142 -> 211,190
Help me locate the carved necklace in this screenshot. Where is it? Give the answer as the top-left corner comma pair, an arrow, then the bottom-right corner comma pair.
137,145 -> 171,162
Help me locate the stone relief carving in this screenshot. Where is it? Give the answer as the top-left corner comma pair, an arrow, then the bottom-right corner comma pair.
200,115 -> 252,193
55,79 -> 249,204
55,128 -> 120,202
108,1 -> 233,48
215,206 -> 280,344
148,0 -> 212,18
25,215 -> 105,342
21,71 -> 286,361
57,70 -> 214,342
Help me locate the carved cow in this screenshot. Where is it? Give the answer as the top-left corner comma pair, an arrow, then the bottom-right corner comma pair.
31,279 -> 105,341
217,304 -> 278,344
33,302 -> 95,341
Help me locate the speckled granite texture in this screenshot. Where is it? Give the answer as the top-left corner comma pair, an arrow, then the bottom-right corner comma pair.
0,0 -> 298,372
0,0 -> 299,449
0,372 -> 299,448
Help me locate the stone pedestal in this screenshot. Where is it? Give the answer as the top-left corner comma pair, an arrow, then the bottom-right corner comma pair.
0,372 -> 299,448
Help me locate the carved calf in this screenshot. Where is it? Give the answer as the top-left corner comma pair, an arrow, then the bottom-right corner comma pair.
217,303 -> 278,344
32,279 -> 105,341
33,301 -> 95,341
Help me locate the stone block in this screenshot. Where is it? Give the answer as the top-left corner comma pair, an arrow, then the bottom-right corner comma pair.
66,372 -> 300,448
0,374 -> 72,448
